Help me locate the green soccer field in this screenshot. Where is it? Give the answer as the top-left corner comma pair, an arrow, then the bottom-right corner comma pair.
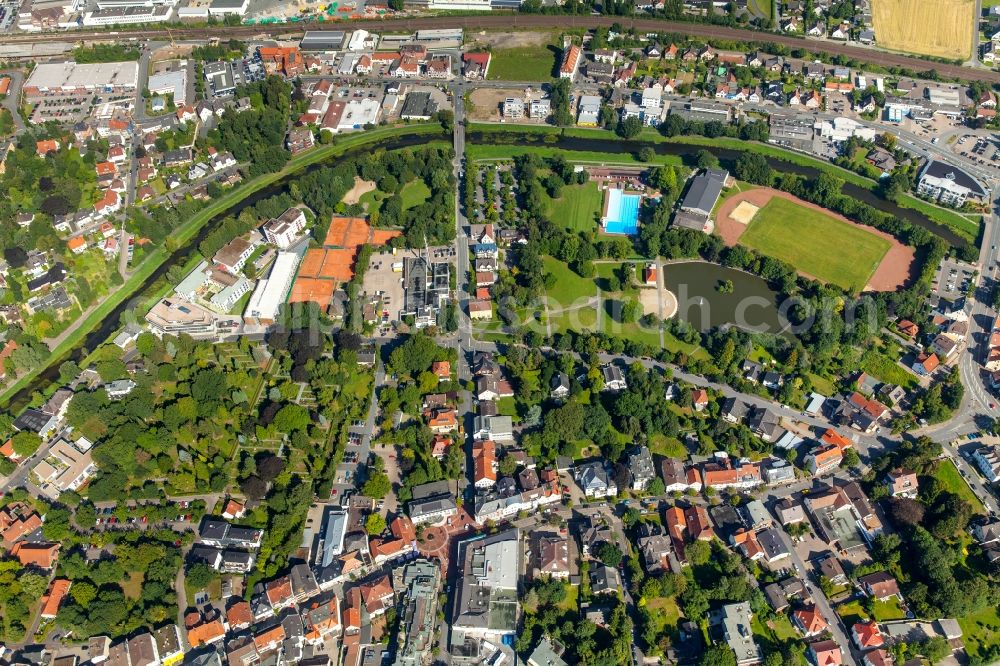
738,197 -> 891,292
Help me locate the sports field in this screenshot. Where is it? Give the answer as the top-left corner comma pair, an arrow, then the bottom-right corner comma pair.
487,45 -> 558,81
738,197 -> 891,292
871,0 -> 974,59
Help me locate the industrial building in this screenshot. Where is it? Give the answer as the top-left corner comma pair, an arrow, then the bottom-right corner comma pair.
299,30 -> 347,51
23,61 -> 140,98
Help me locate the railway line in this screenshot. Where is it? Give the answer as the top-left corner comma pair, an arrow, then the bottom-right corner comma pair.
4,14 -> 1000,84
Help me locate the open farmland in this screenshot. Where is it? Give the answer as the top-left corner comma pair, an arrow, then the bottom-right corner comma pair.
871,0 -> 974,59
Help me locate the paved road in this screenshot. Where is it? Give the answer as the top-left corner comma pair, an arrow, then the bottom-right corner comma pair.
772,523 -> 859,666
4,15 -> 1000,83
0,69 -> 26,133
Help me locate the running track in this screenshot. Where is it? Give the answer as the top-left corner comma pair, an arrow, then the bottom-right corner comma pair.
7,14 -> 1000,84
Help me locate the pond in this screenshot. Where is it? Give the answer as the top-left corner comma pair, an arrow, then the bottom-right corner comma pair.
661,261 -> 788,334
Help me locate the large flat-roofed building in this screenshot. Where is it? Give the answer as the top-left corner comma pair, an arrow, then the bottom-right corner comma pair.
24,61 -> 140,98
244,251 -> 301,326
83,5 -> 173,24
147,68 -> 188,106
145,297 -> 242,340
917,159 -> 987,207
768,113 -> 814,151
710,602 -> 762,666
668,99 -> 732,123
208,0 -> 247,14
451,529 -> 520,642
393,560 -> 441,666
300,30 -> 346,51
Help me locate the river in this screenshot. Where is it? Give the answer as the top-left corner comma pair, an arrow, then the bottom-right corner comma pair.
3,132 -> 441,412
466,130 -> 970,248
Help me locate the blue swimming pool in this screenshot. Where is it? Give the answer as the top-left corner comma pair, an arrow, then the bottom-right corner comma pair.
603,188 -> 640,235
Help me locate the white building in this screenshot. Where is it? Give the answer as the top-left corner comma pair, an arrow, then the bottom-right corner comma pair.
916,160 -> 987,207
502,97 -> 525,118
972,445 -> 1000,484
244,252 -> 301,326
263,208 -> 307,248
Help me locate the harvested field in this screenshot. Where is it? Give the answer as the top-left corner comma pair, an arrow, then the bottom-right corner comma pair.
716,188 -> 916,292
871,0 -> 974,59
343,177 -> 376,205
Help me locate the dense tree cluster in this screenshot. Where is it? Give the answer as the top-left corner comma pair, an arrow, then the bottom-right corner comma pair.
210,76 -> 292,176
56,530 -> 183,638
516,578 -> 633,666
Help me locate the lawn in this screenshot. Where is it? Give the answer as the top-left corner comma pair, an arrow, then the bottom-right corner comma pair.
497,396 -> 518,418
644,595 -> 682,638
487,45 -> 558,81
541,181 -> 603,233
558,584 -> 579,613
959,605 -> 1000,662
835,600 -> 870,626
543,257 -> 598,305
861,349 -> 919,390
649,433 -> 687,458
400,179 -> 431,210
930,458 -> 987,514
871,598 -> 907,621
738,197 -> 891,292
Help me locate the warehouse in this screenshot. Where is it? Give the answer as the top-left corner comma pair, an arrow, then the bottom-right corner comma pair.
24,61 -> 140,97
300,30 -> 346,52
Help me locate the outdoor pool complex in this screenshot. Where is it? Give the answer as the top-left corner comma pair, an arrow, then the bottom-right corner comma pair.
602,189 -> 641,235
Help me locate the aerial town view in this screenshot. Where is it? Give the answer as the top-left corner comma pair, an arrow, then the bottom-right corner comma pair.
0,0 -> 999,666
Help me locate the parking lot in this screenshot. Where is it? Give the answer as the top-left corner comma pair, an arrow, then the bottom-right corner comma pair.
955,134 -> 1000,170
362,250 -> 406,326
932,257 -> 976,304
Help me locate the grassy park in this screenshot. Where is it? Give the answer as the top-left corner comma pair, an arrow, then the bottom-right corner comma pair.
541,181 -> 603,233
739,197 -> 891,292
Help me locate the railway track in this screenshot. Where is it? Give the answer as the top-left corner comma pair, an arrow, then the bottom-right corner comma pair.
4,14 -> 998,84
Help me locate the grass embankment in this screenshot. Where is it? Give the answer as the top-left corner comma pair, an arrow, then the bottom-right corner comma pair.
929,458 -> 987,514
739,197 -> 891,292
0,123 -> 446,408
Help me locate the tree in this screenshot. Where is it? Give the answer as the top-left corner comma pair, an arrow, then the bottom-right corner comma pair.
272,404 -> 311,433
11,431 -> 41,457
685,539 -> 711,565
186,563 -> 216,590
365,513 -> 387,535
617,116 -> 643,139
695,149 -> 720,169
733,152 -> 773,185
647,478 -> 666,496
362,471 -> 391,499
700,644 -> 737,666
920,637 -> 950,664
70,581 -> 97,608
887,496 -> 925,527
841,448 -> 861,468
638,146 -> 656,162
597,542 -> 623,568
